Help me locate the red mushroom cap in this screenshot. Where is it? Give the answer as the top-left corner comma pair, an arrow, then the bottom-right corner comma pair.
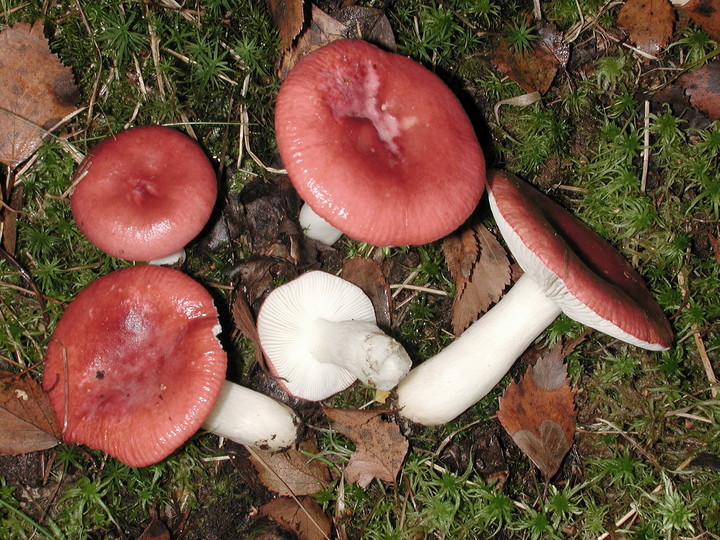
275,39 -> 486,246
71,126 -> 217,261
42,265 -> 227,467
488,170 -> 673,350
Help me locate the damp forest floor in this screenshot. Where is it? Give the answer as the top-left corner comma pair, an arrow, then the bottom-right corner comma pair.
1,0 -> 719,539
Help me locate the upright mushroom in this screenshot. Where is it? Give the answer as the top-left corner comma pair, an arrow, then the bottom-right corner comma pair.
71,125 -> 217,264
396,170 -> 673,425
256,271 -> 412,401
42,265 -> 298,467
275,38 -> 486,246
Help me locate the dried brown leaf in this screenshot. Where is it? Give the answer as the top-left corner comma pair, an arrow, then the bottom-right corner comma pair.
443,223 -> 511,336
617,0 -> 675,57
277,5 -> 347,79
266,0 -> 306,50
0,371 -> 61,455
248,438 -> 331,496
497,343 -> 577,481
679,60 -> 720,120
231,290 -> 267,371
0,21 -> 78,166
491,23 -> 567,94
674,0 -> 720,43
342,257 -> 393,329
323,407 -> 408,488
259,495 -> 331,540
137,516 -> 171,540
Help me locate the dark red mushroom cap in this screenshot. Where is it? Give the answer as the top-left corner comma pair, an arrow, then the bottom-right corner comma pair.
71,125 -> 217,261
275,39 -> 486,246
487,170 -> 673,350
42,265 -> 227,467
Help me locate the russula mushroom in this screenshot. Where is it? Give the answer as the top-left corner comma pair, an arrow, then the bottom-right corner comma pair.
396,170 -> 673,426
42,265 -> 298,467
256,271 -> 412,401
70,125 -> 217,263
275,38 -> 486,246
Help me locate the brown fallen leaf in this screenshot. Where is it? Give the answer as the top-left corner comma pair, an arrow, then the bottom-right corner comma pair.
276,5 -> 347,79
671,0 -> 720,43
259,495 -> 331,540
443,223 -> 511,336
323,407 -> 408,488
491,22 -> 568,95
342,257 -> 393,330
266,0 -> 306,50
617,0 -> 675,57
0,370 -> 61,455
231,289 -> 267,371
137,516 -> 171,540
497,341 -> 578,482
679,60 -> 720,120
0,21 -> 78,166
248,437 -> 331,497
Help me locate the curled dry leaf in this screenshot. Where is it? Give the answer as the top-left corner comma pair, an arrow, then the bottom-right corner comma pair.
497,342 -> 577,482
323,407 -> 408,488
248,437 -> 331,497
0,21 -> 78,166
443,223 -> 511,336
0,370 -> 61,455
617,0 -> 674,58
259,495 -> 331,540
679,60 -> 720,120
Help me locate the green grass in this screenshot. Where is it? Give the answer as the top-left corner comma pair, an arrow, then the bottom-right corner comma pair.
1,0 -> 719,537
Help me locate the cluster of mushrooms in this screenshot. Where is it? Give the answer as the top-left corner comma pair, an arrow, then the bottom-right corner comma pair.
42,39 -> 673,469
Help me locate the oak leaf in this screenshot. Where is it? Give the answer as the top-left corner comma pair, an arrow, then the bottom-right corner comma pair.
679,60 -> 720,120
0,370 -> 61,455
497,342 -> 577,482
248,438 -> 331,497
617,0 -> 674,57
259,495 -> 331,540
0,21 -> 78,166
323,407 -> 408,488
443,223 -> 511,336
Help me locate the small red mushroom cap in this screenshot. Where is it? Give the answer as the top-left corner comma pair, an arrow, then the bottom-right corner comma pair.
71,125 -> 217,261
275,39 -> 486,246
487,170 -> 673,350
42,265 -> 227,467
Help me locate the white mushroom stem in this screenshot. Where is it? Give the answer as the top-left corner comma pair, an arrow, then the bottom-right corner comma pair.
202,380 -> 299,449
299,203 -> 343,245
149,248 -> 187,266
395,273 -> 561,426
311,319 -> 412,391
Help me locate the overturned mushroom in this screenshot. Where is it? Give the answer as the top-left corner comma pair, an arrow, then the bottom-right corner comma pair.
257,271 -> 412,401
396,170 -> 673,426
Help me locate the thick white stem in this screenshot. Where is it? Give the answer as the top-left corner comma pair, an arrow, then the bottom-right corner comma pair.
202,380 -> 299,449
311,319 -> 412,391
396,274 -> 562,425
149,248 -> 186,266
299,203 -> 343,245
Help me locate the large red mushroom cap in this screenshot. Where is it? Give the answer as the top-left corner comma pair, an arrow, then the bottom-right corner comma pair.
42,265 -> 227,467
71,125 -> 217,261
488,170 -> 673,350
275,39 -> 486,246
